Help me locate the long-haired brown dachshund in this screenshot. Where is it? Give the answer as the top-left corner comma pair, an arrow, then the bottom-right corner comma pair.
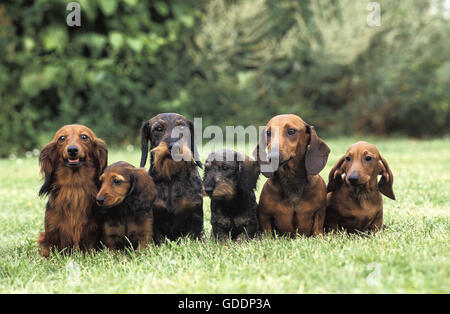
140,113 -> 203,244
253,114 -> 330,237
96,161 -> 156,250
37,124 -> 108,257
325,141 -> 395,233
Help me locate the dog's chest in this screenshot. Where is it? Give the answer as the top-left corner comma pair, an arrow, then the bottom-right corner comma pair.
153,178 -> 202,213
335,196 -> 382,228
51,184 -> 96,244
103,213 -> 151,248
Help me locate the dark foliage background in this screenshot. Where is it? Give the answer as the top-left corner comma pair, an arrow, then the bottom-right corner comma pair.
0,0 -> 449,156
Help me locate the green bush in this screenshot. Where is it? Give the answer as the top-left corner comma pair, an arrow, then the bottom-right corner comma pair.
189,0 -> 450,136
0,0 -> 204,156
0,0 -> 449,157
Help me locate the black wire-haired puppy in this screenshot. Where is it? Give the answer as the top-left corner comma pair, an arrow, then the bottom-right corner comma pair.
96,161 -> 156,250
140,113 -> 204,244
203,149 -> 260,241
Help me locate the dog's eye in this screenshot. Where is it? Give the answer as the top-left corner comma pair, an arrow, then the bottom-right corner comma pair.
266,130 -> 271,137
80,134 -> 89,141
58,136 -> 66,143
287,128 -> 297,136
113,179 -> 121,185
222,165 -> 229,171
155,126 -> 163,132
345,156 -> 351,162
365,156 -> 373,162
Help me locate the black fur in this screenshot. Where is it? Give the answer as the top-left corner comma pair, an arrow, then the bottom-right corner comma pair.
203,149 -> 260,241
140,113 -> 204,244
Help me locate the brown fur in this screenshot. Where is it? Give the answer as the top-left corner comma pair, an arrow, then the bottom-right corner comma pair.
37,124 -> 108,257
151,142 -> 191,179
97,162 -> 156,250
253,114 -> 330,237
325,141 -> 395,233
140,113 -> 204,243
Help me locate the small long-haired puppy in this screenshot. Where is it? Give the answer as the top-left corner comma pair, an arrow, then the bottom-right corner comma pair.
38,124 -> 108,257
96,161 -> 156,250
140,113 -> 204,243
203,149 -> 260,241
325,141 -> 395,233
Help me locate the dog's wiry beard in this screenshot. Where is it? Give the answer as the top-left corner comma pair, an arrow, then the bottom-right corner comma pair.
151,142 -> 193,179
211,182 -> 236,200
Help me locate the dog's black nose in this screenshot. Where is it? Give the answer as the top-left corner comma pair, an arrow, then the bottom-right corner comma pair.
67,146 -> 79,158
347,173 -> 360,185
96,196 -> 105,206
204,187 -> 214,195
168,142 -> 181,151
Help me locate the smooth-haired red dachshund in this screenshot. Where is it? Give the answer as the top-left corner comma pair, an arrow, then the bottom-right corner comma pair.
325,141 -> 395,233
254,114 -> 330,237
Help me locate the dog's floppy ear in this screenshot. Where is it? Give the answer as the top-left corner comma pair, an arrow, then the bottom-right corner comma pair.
327,156 -> 345,193
140,120 -> 152,168
238,158 -> 260,192
252,127 -> 267,163
93,137 -> 108,177
188,119 -> 202,169
305,125 -> 330,176
125,168 -> 157,215
378,156 -> 395,200
252,127 -> 273,178
38,142 -> 58,197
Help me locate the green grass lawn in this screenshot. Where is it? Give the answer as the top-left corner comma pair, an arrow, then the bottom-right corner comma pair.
0,138 -> 449,293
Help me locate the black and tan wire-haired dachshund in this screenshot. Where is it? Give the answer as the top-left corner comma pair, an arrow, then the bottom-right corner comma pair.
203,149 -> 260,241
96,161 -> 156,250
325,141 -> 395,233
38,124 -> 108,257
140,113 -> 204,244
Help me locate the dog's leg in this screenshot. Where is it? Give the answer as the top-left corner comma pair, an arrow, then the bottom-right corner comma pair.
133,215 -> 153,250
368,210 -> 384,234
103,221 -> 125,250
310,207 -> 326,236
37,232 -> 51,257
258,211 -> 274,235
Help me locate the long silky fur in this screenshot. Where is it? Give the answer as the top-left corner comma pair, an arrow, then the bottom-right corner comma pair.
37,128 -> 107,256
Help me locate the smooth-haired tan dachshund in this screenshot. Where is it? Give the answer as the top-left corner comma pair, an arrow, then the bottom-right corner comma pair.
325,141 -> 395,233
254,114 -> 330,237
96,161 -> 156,250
